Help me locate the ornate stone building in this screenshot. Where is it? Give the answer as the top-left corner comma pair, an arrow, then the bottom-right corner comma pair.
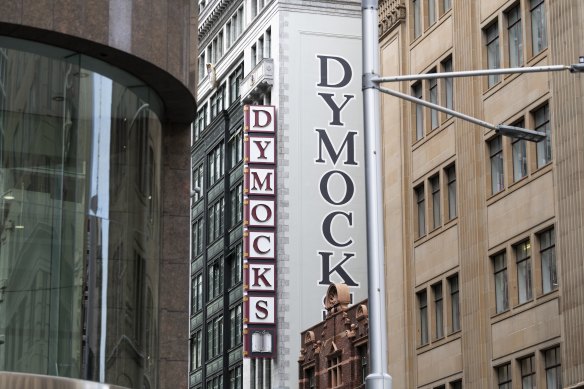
298,284 -> 369,389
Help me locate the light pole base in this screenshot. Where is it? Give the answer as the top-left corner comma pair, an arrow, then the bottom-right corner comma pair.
365,373 -> 393,389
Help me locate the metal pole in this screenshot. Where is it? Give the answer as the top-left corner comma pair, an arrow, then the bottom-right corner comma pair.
362,1 -> 392,388
373,64 -> 572,83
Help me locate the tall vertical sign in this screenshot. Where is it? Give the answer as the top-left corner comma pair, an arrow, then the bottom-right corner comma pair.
243,105 -> 277,358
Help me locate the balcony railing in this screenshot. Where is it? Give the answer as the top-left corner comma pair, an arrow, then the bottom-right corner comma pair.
240,58 -> 274,103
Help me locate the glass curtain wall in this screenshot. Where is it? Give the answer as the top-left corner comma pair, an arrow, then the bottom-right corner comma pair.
0,37 -> 163,389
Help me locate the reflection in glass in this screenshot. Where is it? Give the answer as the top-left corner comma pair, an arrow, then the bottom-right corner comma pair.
0,37 -> 163,389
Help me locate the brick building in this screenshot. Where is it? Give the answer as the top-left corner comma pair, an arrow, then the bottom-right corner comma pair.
298,284 -> 369,389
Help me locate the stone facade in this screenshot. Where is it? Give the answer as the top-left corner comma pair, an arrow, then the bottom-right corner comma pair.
298,284 -> 369,389
380,0 -> 584,387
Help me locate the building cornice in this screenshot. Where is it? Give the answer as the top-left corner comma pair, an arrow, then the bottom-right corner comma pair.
379,0 -> 406,39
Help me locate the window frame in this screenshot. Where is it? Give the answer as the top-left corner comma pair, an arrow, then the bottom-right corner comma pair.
530,0 -> 547,56
417,289 -> 429,345
493,252 -> 509,313
485,21 -> 501,88
432,281 -> 444,339
415,184 -> 426,238
515,240 -> 533,304
506,4 -> 524,68
539,227 -> 557,294
489,136 -> 505,195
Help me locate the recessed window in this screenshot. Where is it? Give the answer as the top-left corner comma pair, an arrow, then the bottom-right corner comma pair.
229,364 -> 243,389
209,142 -> 225,186
429,75 -> 439,130
413,0 -> 422,38
327,355 -> 343,386
415,184 -> 426,238
417,290 -> 429,345
229,304 -> 243,348
427,0 -> 437,27
412,82 -> 424,140
507,5 -> 523,67
534,103 -> 551,168
207,315 -> 224,359
493,252 -> 509,313
441,57 -> 453,113
430,174 -> 441,229
190,330 -> 202,371
432,282 -> 444,339
228,244 -> 243,288
191,273 -> 203,313
512,122 -> 528,181
516,241 -> 533,304
192,218 -> 204,258
446,164 -> 457,220
207,258 -> 223,301
443,0 -> 451,13
539,228 -> 557,293
208,198 -> 225,243
230,182 -> 243,227
448,274 -> 460,332
496,363 -> 512,389
520,355 -> 535,389
192,163 -> 204,202
485,22 -> 501,87
489,136 -> 504,194
544,347 -> 561,389
530,0 -> 547,55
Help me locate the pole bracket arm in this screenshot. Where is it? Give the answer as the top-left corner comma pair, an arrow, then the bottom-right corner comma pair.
363,72 -> 380,90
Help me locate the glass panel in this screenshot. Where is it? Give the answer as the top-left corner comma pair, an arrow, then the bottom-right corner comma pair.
531,0 -> 547,55
486,23 -> 501,87
507,5 -> 523,67
0,36 -> 163,388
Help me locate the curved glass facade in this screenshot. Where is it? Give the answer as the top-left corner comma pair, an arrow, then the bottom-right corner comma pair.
0,37 -> 163,389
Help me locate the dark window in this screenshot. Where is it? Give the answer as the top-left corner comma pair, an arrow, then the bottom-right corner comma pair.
209,142 -> 225,186
446,164 -> 457,220
430,174 -> 441,229
493,252 -> 509,313
530,0 -> 547,55
486,22 -> 501,87
496,363 -> 512,389
418,290 -> 429,345
433,282 -> 444,339
191,273 -> 203,313
230,182 -> 243,227
516,240 -> 532,304
207,315 -> 224,359
207,259 -> 223,301
545,347 -> 561,389
449,274 -> 460,332
413,82 -> 424,140
534,103 -> 551,167
190,330 -> 202,371
512,120 -> 527,181
229,304 -> 243,348
415,184 -> 426,238
539,228 -> 557,293
507,5 -> 523,67
520,355 -> 535,389
489,136 -> 504,194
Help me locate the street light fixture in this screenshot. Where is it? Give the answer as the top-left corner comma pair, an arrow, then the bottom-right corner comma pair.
495,125 -> 546,142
